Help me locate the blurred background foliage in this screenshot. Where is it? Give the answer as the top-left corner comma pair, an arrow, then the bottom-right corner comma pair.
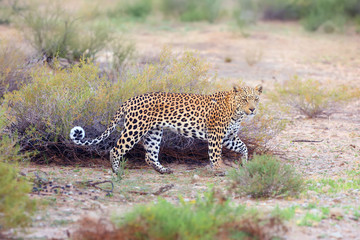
0,0 -> 359,31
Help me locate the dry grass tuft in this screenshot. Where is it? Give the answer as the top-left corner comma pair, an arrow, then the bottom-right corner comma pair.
269,76 -> 360,118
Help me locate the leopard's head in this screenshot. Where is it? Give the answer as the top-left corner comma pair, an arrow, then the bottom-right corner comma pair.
233,84 -> 262,116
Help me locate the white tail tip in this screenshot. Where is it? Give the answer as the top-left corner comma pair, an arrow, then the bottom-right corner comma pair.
70,126 -> 85,141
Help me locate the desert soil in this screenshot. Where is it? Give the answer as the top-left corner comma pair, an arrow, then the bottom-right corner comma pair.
4,22 -> 360,239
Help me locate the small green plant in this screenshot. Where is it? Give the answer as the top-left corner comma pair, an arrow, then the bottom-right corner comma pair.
1,108 -> 35,232
269,76 -> 360,118
0,162 -> 36,230
297,211 -> 323,226
114,159 -> 128,182
271,205 -> 297,221
228,154 -> 304,198
296,204 -> 330,227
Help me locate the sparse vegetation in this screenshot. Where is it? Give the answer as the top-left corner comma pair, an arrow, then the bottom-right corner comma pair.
23,8 -> 108,61
269,77 -> 360,118
306,177 -> 360,195
228,154 -> 304,198
19,2 -> 132,64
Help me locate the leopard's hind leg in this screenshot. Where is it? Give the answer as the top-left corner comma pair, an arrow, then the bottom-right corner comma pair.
110,127 -> 145,174
143,128 -> 172,174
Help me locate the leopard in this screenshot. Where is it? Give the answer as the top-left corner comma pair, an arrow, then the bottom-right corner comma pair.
70,84 -> 263,174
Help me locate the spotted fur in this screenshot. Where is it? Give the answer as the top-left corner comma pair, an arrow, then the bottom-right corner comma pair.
70,85 -> 263,174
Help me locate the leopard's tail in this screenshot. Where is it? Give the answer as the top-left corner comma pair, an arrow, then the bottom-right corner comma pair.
70,105 -> 126,146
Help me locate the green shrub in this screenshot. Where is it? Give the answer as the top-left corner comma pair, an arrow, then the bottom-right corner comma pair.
228,154 -> 304,198
2,48 -> 214,162
269,76 -> 360,118
160,0 -> 221,23
20,2 -> 113,61
0,162 -> 35,230
124,0 -> 152,19
301,0 -> 349,31
0,109 -> 36,230
107,0 -> 152,20
0,0 -> 28,24
116,190 -> 236,240
96,189 -> 285,240
160,0 -> 187,18
181,0 -> 221,23
230,0 -> 358,32
73,189 -> 288,239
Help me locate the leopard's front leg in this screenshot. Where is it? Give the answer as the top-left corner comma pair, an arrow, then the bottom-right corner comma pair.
222,134 -> 248,165
207,130 -> 225,172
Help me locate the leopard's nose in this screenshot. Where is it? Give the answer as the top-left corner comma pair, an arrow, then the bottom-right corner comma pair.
249,107 -> 255,113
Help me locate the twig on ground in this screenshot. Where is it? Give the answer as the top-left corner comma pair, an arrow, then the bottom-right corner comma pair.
129,184 -> 175,196
78,180 -> 114,196
292,139 -> 323,143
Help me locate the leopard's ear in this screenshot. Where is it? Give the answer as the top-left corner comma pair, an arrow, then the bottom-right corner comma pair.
255,84 -> 263,94
233,85 -> 242,93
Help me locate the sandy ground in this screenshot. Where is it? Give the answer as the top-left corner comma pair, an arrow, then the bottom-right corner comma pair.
3,21 -> 360,239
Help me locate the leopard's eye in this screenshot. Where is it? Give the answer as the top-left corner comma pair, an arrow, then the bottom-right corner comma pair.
255,96 -> 259,101
242,97 -> 247,102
